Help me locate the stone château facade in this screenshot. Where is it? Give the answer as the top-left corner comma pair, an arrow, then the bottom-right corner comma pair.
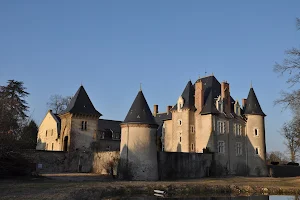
153,75 -> 267,176
36,74 -> 267,177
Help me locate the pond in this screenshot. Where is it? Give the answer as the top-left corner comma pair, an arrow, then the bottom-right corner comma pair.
107,196 -> 299,200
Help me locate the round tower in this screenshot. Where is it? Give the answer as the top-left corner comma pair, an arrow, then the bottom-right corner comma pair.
119,89 -> 158,181
244,86 -> 267,176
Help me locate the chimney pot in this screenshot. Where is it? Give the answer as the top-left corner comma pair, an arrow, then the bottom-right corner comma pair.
153,105 -> 158,117
167,105 -> 172,115
242,99 -> 247,108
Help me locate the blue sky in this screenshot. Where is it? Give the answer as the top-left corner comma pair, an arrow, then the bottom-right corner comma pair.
0,1 -> 299,153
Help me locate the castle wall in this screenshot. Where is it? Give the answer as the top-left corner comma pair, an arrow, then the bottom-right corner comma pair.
120,124 -> 158,181
214,115 -> 248,175
195,114 -> 213,153
163,120 -> 173,151
170,109 -> 191,152
36,112 -> 61,151
23,149 -> 119,174
158,152 -> 213,180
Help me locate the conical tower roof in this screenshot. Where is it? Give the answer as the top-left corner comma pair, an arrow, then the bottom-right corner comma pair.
244,87 -> 266,116
171,80 -> 196,111
60,85 -> 101,116
123,90 -> 157,125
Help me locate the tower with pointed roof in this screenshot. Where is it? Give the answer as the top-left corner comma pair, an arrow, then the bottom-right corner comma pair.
119,89 -> 159,181
244,86 -> 267,176
58,85 -> 101,152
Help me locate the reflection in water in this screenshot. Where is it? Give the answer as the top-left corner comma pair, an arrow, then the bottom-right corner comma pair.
108,196 -> 298,200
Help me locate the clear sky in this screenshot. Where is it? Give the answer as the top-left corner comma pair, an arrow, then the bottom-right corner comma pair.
0,1 -> 299,153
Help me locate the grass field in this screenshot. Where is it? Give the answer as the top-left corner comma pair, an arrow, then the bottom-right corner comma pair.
1,175 -> 300,200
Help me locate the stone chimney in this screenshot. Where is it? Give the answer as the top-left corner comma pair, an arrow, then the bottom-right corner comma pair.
221,81 -> 231,113
167,105 -> 172,115
195,80 -> 204,113
153,105 -> 158,117
242,98 -> 247,109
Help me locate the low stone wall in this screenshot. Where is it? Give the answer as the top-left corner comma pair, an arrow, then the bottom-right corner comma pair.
92,151 -> 120,174
158,152 -> 213,180
23,150 -> 119,174
268,165 -> 300,177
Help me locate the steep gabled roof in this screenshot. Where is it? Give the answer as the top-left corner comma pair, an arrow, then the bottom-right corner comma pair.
123,90 -> 157,125
200,90 -> 220,115
244,87 -> 266,116
60,85 -> 101,116
171,80 -> 196,111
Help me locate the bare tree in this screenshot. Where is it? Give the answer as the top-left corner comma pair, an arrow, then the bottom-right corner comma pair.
47,94 -> 72,114
273,18 -> 300,109
281,120 -> 300,162
266,151 -> 289,164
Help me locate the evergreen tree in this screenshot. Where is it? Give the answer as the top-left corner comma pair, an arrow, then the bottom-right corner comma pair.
0,80 -> 29,136
20,120 -> 38,149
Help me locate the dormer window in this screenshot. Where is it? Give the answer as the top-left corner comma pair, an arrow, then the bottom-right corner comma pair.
177,96 -> 184,112
216,96 -> 223,112
234,100 -> 241,115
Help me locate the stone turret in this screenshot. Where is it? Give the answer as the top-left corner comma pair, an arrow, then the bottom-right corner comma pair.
244,86 -> 267,176
119,89 -> 158,181
59,85 -> 101,152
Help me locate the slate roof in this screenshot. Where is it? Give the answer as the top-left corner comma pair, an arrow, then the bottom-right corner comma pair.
170,75 -> 243,116
98,119 -> 122,133
171,80 -> 196,111
123,90 -> 158,125
60,85 -> 102,116
155,112 -> 172,126
200,90 -> 220,115
244,87 -> 266,116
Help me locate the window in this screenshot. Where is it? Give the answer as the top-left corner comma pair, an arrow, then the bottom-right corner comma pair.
191,143 -> 194,151
218,141 -> 225,154
46,130 -> 47,137
178,119 -> 182,126
46,143 -> 48,150
81,121 -> 87,131
51,129 -> 53,136
218,121 -> 226,134
115,132 -> 120,139
255,147 -> 260,155
191,125 -> 194,133
100,132 -> 105,139
52,143 -> 54,151
234,101 -> 241,115
177,96 -> 184,112
179,136 -> 182,143
254,128 -> 259,137
234,124 -> 242,136
236,142 -> 242,156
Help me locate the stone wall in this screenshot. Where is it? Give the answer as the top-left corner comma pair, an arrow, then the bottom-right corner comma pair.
157,151 -> 213,180
23,150 -> 119,174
